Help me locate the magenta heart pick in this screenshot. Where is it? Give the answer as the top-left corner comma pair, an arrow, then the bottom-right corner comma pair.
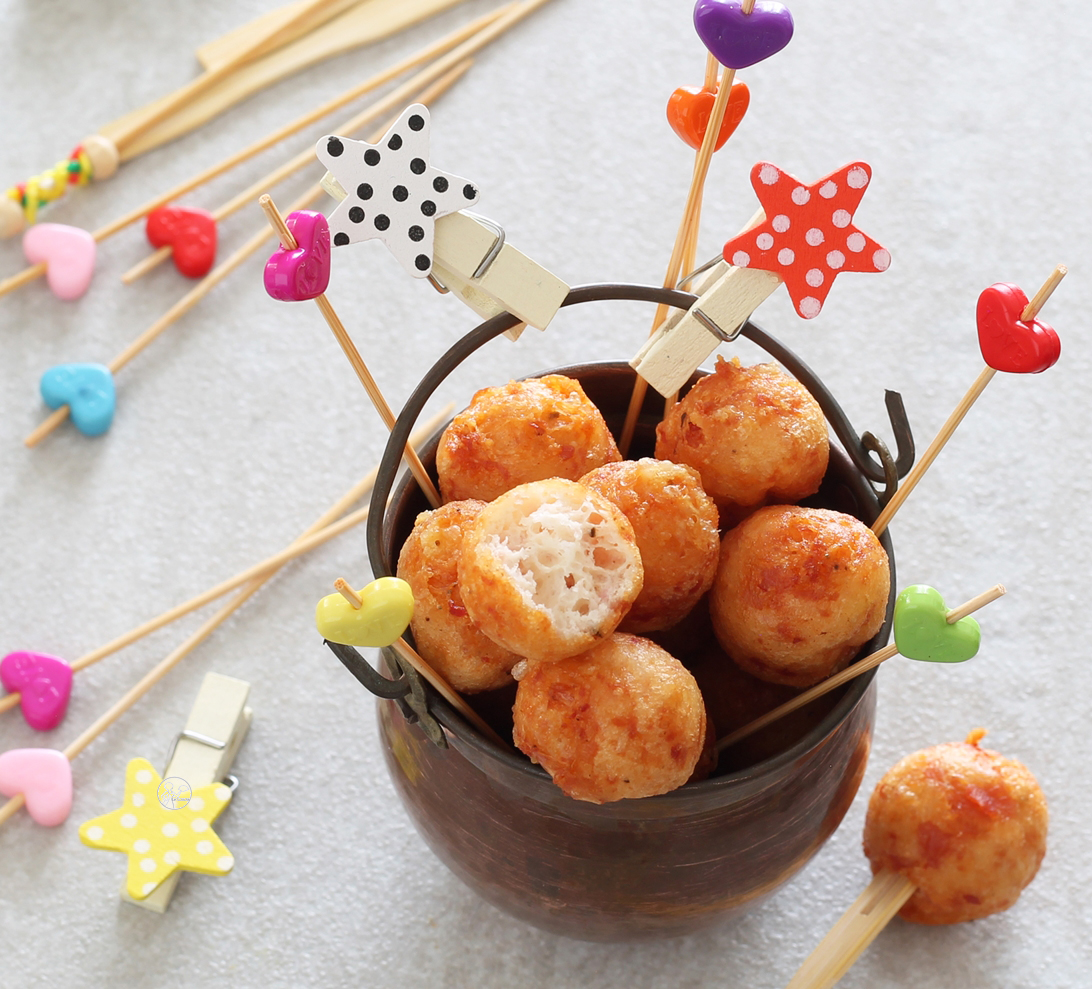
1,651 -> 73,731
693,0 -> 795,70
264,210 -> 331,302
0,748 -> 73,826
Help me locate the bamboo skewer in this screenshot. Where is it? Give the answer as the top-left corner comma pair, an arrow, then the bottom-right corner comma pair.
122,54 -> 477,283
22,63 -> 472,448
872,265 -> 1066,537
260,194 -> 442,509
716,585 -> 1006,754
618,37 -> 747,455
0,409 -> 451,719
0,6 -> 510,300
784,869 -> 917,989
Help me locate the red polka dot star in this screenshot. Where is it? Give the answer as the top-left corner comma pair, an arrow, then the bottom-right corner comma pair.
722,161 -> 890,319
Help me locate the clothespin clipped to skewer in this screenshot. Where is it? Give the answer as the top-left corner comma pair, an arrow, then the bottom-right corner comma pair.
631,160 -> 891,397
79,672 -> 252,911
317,103 -> 569,340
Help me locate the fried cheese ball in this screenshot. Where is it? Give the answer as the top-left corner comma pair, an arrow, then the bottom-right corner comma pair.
863,730 -> 1048,925
436,374 -> 621,503
459,478 -> 643,662
580,458 -> 720,633
512,633 -> 706,803
396,500 -> 520,693
655,357 -> 829,525
710,505 -> 890,687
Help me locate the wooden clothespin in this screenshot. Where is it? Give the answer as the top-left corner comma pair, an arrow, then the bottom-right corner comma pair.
631,161 -> 890,397
317,103 -> 569,339
79,672 -> 252,912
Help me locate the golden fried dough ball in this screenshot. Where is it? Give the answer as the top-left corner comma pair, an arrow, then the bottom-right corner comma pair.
437,374 -> 621,503
863,730 -> 1048,925
459,479 -> 643,662
512,633 -> 706,803
709,506 -> 889,687
655,357 -> 828,525
580,458 -> 720,633
396,500 -> 520,693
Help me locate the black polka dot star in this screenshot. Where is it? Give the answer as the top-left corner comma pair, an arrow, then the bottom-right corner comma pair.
315,102 -> 481,279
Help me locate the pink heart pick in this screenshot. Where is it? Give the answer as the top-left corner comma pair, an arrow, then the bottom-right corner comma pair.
22,223 -> 97,300
264,210 -> 331,301
0,748 -> 73,826
1,651 -> 73,731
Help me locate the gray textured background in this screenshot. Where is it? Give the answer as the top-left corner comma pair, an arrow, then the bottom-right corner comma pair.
0,1 -> 1087,986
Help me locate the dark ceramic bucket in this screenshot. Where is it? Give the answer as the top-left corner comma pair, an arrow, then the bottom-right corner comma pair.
348,284 -> 912,942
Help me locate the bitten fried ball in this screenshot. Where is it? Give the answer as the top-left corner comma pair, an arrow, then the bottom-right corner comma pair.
863,730 -> 1048,925
396,500 -> 520,693
655,356 -> 828,525
580,458 -> 720,633
436,374 -> 621,503
512,633 -> 707,803
709,505 -> 890,687
459,479 -> 643,662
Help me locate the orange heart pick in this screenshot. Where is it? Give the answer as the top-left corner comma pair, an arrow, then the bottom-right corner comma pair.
667,79 -> 750,152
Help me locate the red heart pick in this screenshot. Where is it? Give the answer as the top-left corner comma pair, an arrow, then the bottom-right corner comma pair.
667,79 -> 750,152
976,282 -> 1060,373
146,206 -> 218,278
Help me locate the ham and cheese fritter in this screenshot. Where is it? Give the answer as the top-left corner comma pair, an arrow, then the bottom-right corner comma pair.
458,478 -> 643,662
655,357 -> 829,526
396,500 -> 520,693
436,374 -> 621,503
580,458 -> 720,633
863,730 -> 1048,925
512,633 -> 707,803
709,505 -> 890,687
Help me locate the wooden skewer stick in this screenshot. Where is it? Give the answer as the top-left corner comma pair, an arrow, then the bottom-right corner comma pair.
0,427 -> 404,829
716,585 -> 1006,754
260,193 -> 442,509
872,264 -> 1066,536
121,54 -> 478,283
0,3 -> 514,294
333,578 -> 365,608
22,65 -> 470,448
0,409 -> 450,718
105,0 -> 346,156
784,869 -> 917,989
619,28 -> 750,455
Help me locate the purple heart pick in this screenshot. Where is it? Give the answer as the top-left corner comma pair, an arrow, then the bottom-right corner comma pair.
264,210 -> 331,302
693,0 -> 795,70
0,651 -> 73,732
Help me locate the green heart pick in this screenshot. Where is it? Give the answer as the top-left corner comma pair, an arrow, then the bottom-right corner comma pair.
893,584 -> 980,663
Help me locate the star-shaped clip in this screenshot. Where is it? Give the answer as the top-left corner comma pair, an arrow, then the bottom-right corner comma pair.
79,757 -> 234,900
722,161 -> 890,319
316,103 -> 480,278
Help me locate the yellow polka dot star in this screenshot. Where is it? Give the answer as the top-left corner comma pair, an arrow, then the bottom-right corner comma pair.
79,757 -> 235,900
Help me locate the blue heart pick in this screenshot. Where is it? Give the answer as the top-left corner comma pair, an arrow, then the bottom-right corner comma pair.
40,363 -> 116,437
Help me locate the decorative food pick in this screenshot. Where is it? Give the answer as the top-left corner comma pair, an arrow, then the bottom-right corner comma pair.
717,585 -> 1003,753
260,195 -> 442,508
38,363 -> 116,437
0,749 -> 72,826
667,77 -> 750,151
317,576 -> 415,648
265,210 -> 331,301
145,206 -> 218,278
22,224 -> 96,300
80,758 -> 235,900
785,730 -> 1048,989
871,264 -> 1066,536
630,159 -> 889,399
0,652 -> 73,731
317,102 -> 480,278
693,0 -> 794,69
0,411 -> 448,731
